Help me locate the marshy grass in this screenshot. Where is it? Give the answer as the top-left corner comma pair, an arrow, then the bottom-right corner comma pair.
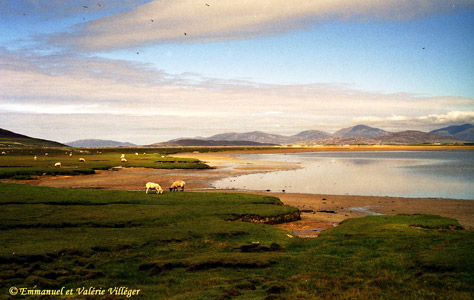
0,149 -> 210,179
0,183 -> 472,299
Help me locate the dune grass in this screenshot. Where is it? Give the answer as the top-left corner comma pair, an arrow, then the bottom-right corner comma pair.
0,183 -> 472,299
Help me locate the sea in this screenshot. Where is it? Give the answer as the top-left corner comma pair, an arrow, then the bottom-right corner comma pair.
212,151 -> 474,200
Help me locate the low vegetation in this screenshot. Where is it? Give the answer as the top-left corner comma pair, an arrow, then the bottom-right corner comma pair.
0,183 -> 472,299
0,149 -> 210,179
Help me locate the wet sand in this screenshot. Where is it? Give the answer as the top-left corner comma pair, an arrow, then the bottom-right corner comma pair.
14,148 -> 474,237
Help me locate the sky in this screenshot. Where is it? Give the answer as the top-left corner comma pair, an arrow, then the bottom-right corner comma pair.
0,0 -> 473,145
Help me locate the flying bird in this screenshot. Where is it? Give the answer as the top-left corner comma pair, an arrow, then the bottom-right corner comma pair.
184,33 -> 187,35
83,5 -> 88,8
97,3 -> 101,7
422,47 -> 425,50
151,19 -> 154,22
206,4 -> 210,6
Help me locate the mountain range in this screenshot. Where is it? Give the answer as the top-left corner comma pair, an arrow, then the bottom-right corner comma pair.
66,139 -> 137,147
1,124 -> 473,148
195,130 -> 332,145
149,139 -> 276,147
166,124 -> 472,146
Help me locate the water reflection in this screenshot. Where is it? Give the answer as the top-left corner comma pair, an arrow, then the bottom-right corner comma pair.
213,151 -> 474,200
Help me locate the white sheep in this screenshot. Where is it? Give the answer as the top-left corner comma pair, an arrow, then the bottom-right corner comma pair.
34,156 -> 37,160
54,162 -> 61,168
69,153 -> 72,156
1,151 -> 6,155
135,153 -> 139,155
145,182 -> 163,194
121,158 -> 127,162
79,158 -> 86,162
169,180 -> 185,192
121,154 -> 125,159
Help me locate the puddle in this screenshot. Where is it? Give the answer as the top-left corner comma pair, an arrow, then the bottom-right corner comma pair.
291,228 -> 325,234
348,206 -> 384,215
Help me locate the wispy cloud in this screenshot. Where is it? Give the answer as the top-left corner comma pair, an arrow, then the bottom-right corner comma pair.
352,111 -> 474,132
47,0 -> 474,51
1,47 -> 472,143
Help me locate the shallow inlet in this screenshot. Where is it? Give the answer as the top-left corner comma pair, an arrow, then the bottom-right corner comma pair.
212,151 -> 474,200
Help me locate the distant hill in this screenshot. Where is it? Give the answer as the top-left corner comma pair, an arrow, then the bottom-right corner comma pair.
334,125 -> 390,138
453,128 -> 474,143
197,130 -> 333,145
170,124 -> 470,146
298,130 -> 467,146
289,130 -> 333,141
204,131 -> 292,144
430,124 -> 474,142
302,137 -> 380,146
430,124 -> 474,135
67,139 -> 137,147
150,139 -> 276,147
0,128 -> 67,148
375,131 -> 465,144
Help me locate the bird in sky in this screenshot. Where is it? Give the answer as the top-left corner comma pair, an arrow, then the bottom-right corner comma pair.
83,5 -> 88,8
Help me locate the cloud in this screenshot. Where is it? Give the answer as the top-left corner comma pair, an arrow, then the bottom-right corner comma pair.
50,0 -> 474,51
352,111 -> 474,132
1,48 -> 473,143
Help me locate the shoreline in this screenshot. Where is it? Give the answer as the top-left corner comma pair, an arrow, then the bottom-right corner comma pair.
9,148 -> 474,237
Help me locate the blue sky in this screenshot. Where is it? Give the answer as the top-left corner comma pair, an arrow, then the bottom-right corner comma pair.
117,12 -> 474,97
0,1 -> 473,144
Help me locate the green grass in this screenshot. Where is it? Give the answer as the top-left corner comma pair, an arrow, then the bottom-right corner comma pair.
0,150 -> 210,179
0,183 -> 473,299
0,137 -> 66,148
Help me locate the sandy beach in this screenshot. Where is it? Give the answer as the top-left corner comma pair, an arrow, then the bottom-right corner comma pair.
19,148 -> 474,237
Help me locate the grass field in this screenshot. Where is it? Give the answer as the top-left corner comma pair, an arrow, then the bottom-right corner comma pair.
0,183 -> 472,299
0,149 -> 210,179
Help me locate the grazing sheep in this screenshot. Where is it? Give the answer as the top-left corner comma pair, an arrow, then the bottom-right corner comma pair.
69,153 -> 72,156
1,151 -> 6,155
145,182 -> 163,194
121,154 -> 125,159
121,158 -> 127,162
54,162 -> 61,168
79,158 -> 86,162
34,156 -> 37,160
169,180 -> 185,192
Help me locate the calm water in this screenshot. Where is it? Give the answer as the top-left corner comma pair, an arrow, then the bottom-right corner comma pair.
212,151 -> 474,199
